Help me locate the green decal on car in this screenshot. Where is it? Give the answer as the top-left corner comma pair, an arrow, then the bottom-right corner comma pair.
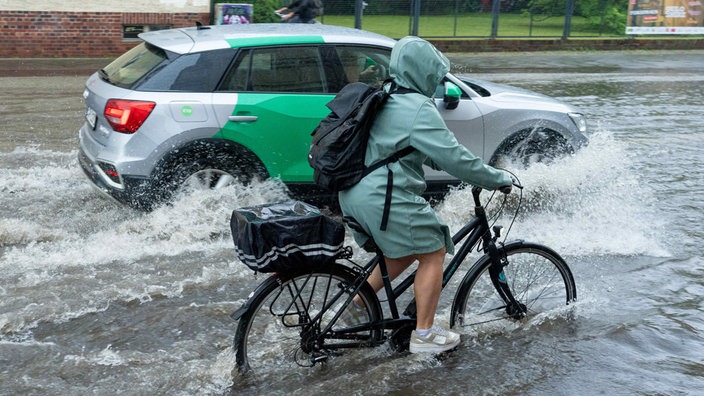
181,106 -> 193,117
225,35 -> 325,48
214,92 -> 332,182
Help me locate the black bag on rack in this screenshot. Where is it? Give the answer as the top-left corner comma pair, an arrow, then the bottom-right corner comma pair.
230,201 -> 345,273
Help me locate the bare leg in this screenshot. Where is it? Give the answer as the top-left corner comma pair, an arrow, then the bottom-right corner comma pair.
358,248 -> 446,330
351,256 -> 412,308
404,248 -> 446,329
365,256 -> 414,293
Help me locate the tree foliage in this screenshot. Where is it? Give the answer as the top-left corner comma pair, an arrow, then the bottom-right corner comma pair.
574,0 -> 628,34
521,0 -> 627,33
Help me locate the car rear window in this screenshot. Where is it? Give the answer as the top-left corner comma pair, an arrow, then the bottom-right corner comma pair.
136,49 -> 234,92
100,43 -> 167,88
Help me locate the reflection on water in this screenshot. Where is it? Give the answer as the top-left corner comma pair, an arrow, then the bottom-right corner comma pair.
1,52 -> 703,394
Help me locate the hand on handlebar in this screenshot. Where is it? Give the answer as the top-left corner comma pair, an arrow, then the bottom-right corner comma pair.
498,176 -> 523,195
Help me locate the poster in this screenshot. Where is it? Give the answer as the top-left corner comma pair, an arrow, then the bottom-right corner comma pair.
216,3 -> 253,25
626,0 -> 703,34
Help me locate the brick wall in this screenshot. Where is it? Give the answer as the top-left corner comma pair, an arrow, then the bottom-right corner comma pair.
0,11 -> 210,57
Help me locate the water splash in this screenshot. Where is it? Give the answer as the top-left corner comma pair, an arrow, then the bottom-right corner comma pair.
438,131 -> 668,257
0,151 -> 292,333
0,130 -> 669,336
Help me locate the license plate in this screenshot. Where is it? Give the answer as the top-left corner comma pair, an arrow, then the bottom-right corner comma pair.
85,106 -> 97,130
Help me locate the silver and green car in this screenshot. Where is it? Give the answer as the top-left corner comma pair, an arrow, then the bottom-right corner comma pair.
78,23 -> 588,210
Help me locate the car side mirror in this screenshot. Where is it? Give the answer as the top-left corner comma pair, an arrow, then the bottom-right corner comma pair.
443,81 -> 461,110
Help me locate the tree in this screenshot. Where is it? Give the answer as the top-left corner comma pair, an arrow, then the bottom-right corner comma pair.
575,0 -> 628,34
525,0 -> 628,34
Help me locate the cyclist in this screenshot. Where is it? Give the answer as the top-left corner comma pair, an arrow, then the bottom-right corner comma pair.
339,36 -> 512,354
276,0 -> 322,24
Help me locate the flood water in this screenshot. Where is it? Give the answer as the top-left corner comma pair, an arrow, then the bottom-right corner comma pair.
1,51 -> 703,395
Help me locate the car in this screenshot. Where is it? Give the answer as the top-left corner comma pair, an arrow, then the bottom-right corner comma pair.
78,23 -> 588,210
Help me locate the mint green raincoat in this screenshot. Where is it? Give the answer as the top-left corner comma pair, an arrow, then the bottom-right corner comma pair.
338,37 -> 512,258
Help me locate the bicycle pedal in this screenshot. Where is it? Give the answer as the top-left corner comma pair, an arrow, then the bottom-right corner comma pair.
310,352 -> 330,364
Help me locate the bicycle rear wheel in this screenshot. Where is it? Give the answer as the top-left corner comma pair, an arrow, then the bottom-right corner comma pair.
233,263 -> 382,375
451,241 -> 576,330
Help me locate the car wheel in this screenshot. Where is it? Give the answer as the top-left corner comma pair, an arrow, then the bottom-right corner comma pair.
491,129 -> 573,169
178,168 -> 239,195
152,140 -> 269,207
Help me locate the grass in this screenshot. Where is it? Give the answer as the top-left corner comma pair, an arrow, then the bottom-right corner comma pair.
319,14 -> 616,39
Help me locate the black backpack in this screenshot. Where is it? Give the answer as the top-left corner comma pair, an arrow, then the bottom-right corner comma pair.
308,80 -> 414,230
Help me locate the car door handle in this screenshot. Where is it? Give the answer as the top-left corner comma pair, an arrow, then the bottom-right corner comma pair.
228,115 -> 258,122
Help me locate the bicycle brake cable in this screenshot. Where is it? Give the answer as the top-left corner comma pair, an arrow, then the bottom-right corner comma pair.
471,170 -> 522,252
496,169 -> 524,245
473,189 -> 504,254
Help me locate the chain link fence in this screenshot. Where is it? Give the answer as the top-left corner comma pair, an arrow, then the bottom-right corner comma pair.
309,0 -> 627,39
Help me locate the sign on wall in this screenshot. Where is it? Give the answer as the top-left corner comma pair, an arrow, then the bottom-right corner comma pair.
215,3 -> 253,25
626,0 -> 703,34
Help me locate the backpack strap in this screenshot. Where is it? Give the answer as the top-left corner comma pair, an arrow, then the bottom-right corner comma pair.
357,79 -> 417,231
361,146 -> 414,177
362,146 -> 415,231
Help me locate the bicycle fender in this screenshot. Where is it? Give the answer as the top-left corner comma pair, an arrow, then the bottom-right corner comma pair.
230,274 -> 281,321
231,264 -> 367,321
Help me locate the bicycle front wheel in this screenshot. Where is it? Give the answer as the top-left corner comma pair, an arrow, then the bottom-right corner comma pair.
233,263 -> 382,375
451,241 -> 576,330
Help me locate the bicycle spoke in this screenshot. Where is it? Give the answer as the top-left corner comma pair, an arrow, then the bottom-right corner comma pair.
453,244 -> 575,331
234,265 -> 383,376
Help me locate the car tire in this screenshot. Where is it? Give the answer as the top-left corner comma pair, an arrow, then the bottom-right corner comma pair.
151,139 -> 269,207
490,129 -> 573,169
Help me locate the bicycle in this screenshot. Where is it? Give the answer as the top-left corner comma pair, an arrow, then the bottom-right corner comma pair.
231,182 -> 577,375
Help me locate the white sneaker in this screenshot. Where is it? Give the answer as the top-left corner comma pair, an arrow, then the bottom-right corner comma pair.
409,324 -> 461,354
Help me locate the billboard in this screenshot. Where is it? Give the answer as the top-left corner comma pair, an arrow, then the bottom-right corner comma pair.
215,3 -> 253,25
626,0 -> 703,34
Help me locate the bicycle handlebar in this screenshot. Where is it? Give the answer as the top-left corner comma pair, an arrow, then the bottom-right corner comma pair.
471,180 -> 523,206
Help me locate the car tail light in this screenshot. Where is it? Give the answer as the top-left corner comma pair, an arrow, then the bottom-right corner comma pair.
104,99 -> 156,134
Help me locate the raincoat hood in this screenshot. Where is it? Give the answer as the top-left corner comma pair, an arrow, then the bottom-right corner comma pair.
389,36 -> 450,97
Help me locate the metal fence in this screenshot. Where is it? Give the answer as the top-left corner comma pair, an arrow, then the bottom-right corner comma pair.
312,0 -> 627,39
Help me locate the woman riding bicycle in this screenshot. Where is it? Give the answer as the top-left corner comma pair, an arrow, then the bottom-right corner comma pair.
339,36 -> 513,354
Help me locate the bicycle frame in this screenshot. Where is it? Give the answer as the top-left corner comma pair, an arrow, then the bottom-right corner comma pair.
318,187 -> 527,344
